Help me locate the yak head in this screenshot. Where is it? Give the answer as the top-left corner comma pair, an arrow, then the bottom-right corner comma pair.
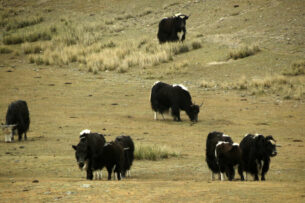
1,124 -> 17,143
265,135 -> 277,157
72,138 -> 89,170
174,14 -> 189,32
255,135 -> 277,157
188,102 -> 202,122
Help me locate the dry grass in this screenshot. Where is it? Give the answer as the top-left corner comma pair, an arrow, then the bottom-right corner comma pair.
282,60 -> 305,76
134,144 -> 180,161
200,75 -> 305,100
0,46 -> 13,54
5,16 -> 44,31
229,45 -> 260,60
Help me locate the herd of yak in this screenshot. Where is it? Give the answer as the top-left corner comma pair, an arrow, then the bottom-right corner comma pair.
1,14 -> 278,182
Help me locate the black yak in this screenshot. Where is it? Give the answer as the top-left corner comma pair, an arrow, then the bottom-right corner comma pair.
115,135 -> 135,178
1,100 -> 30,142
205,131 -> 233,180
240,134 -> 277,181
91,141 -> 124,181
150,81 -> 201,122
157,13 -> 189,43
215,142 -> 244,181
72,130 -> 106,180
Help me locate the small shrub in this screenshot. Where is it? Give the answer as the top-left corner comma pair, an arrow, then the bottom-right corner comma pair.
192,40 -> 202,49
229,45 -> 260,60
5,16 -> 44,31
3,34 -> 24,45
0,46 -> 13,54
134,144 -> 180,161
282,60 -> 305,76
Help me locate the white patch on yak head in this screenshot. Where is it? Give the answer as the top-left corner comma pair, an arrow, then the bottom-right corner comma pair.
269,139 -> 276,145
172,84 -> 188,91
80,129 -> 91,136
222,134 -> 229,137
1,125 -> 16,143
153,81 -> 160,86
233,143 -> 239,146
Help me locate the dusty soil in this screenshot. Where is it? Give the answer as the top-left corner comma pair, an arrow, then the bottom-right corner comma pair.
0,0 -> 305,202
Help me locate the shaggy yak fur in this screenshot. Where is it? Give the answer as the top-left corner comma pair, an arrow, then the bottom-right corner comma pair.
150,81 -> 200,122
157,14 -> 189,43
205,131 -> 233,180
2,100 -> 30,142
215,142 -> 244,181
72,131 -> 106,180
115,135 -> 135,178
240,134 -> 277,181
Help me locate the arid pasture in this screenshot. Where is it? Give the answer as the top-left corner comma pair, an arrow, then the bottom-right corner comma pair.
0,0 -> 305,202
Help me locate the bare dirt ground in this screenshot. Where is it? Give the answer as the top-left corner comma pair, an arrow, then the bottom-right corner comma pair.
0,62 -> 304,202
0,0 -> 305,202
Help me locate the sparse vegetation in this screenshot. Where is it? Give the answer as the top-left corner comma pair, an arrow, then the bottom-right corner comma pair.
5,16 -> 44,31
282,60 -> 305,76
134,144 -> 180,161
3,30 -> 52,45
0,46 -> 13,54
200,75 -> 305,100
229,45 -> 260,60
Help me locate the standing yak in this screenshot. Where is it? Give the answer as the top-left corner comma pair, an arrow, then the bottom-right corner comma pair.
150,81 -> 201,122
157,13 -> 189,43
1,100 -> 30,142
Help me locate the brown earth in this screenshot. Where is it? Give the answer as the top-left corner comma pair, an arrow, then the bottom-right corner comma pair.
0,0 -> 305,202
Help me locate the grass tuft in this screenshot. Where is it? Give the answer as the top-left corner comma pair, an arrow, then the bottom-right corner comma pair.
134,144 -> 180,161
229,45 -> 260,60
0,46 -> 13,54
282,60 -> 305,76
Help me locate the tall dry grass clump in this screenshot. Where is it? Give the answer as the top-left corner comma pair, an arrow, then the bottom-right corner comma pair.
0,46 -> 13,54
134,144 -> 180,161
282,60 -> 305,76
229,45 -> 260,60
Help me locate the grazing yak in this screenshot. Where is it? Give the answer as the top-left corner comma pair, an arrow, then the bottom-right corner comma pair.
72,130 -> 106,180
115,135 -> 135,178
150,81 -> 201,122
91,141 -> 124,181
157,13 -> 189,43
240,134 -> 277,181
215,142 -> 244,181
1,100 -> 30,142
205,131 -> 233,180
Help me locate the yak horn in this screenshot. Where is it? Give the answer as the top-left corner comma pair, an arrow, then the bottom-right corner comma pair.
199,102 -> 204,107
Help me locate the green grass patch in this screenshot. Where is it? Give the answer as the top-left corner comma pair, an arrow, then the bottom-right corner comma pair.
229,45 -> 260,60
134,144 -> 180,161
3,30 -> 52,45
282,60 -> 305,76
0,46 -> 13,54
5,16 -> 44,31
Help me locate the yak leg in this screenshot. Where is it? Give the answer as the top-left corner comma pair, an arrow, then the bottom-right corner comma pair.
181,27 -> 186,41
238,164 -> 245,181
24,132 -> 27,140
171,106 -> 181,121
106,166 -> 112,180
261,160 -> 269,181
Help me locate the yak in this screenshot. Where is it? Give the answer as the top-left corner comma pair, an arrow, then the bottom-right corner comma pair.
150,81 -> 201,122
72,130 -> 106,180
240,134 -> 277,181
1,100 -> 30,142
205,131 -> 234,180
115,135 -> 135,178
215,142 -> 244,181
91,141 -> 124,181
157,13 -> 189,43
